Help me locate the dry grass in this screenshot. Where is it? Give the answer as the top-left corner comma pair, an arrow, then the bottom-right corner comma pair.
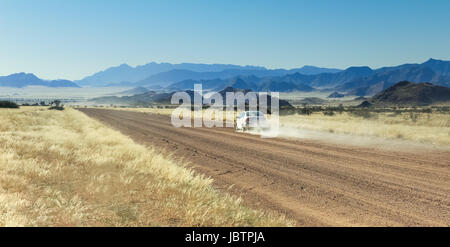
0,107 -> 291,226
280,112 -> 450,146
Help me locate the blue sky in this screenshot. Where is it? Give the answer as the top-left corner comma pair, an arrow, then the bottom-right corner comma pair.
1,0 -> 449,80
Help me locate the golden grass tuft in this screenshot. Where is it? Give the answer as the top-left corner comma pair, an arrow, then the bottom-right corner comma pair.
0,107 -> 291,226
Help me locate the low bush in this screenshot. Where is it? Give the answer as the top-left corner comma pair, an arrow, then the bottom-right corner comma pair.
48,106 -> 65,111
0,101 -> 19,108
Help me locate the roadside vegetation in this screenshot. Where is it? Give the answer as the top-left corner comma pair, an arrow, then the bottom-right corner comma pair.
94,104 -> 450,146
0,101 -> 19,108
48,100 -> 65,111
280,106 -> 450,146
0,107 -> 291,226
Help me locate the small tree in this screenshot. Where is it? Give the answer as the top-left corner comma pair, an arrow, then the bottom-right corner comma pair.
337,104 -> 344,114
50,100 -> 61,107
49,100 -> 64,110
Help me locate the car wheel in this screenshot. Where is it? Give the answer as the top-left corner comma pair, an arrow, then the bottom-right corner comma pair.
236,123 -> 242,131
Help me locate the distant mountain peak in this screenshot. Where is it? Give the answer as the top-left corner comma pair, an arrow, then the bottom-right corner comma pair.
421,58 -> 450,76
12,72 -> 36,76
119,63 -> 132,68
392,80 -> 412,87
295,65 -> 342,75
423,58 -> 449,65
8,72 -> 40,80
0,72 -> 79,88
425,58 -> 440,63
345,66 -> 373,72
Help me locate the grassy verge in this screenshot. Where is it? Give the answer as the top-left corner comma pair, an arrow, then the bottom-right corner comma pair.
280,111 -> 450,146
0,107 -> 291,226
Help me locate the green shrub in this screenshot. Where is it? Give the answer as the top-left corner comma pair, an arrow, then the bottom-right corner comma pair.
48,100 -> 64,111
0,101 -> 19,108
323,110 -> 335,116
298,107 -> 312,115
49,106 -> 64,111
350,109 -> 373,119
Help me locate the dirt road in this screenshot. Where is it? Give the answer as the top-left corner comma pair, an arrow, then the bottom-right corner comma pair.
79,108 -> 450,226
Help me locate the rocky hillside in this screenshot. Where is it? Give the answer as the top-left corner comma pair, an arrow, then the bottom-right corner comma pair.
368,81 -> 450,106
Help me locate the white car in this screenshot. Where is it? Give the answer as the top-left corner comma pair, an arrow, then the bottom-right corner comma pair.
236,111 -> 269,131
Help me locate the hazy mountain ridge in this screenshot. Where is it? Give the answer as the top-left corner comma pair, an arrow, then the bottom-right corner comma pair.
166,74 -> 315,92
77,62 -> 269,86
76,62 -> 342,87
119,67 -> 342,87
340,63 -> 450,96
163,59 -> 450,95
0,73 -> 80,88
164,67 -> 372,93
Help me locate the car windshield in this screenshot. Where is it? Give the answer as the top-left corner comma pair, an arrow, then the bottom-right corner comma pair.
246,111 -> 263,117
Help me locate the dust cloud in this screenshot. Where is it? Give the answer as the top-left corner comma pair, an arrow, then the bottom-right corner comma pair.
249,122 -> 449,152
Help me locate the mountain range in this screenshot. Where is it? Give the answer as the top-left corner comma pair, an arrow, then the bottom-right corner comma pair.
337,62 -> 450,96
167,75 -> 316,92
76,62 -> 341,87
163,59 -> 450,95
76,59 -> 450,96
76,63 -> 263,86
1,59 -> 450,95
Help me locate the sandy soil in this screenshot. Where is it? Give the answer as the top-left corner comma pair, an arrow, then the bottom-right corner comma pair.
78,108 -> 450,226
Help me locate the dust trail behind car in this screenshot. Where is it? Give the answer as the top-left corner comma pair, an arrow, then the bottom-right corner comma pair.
254,121 -> 450,152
